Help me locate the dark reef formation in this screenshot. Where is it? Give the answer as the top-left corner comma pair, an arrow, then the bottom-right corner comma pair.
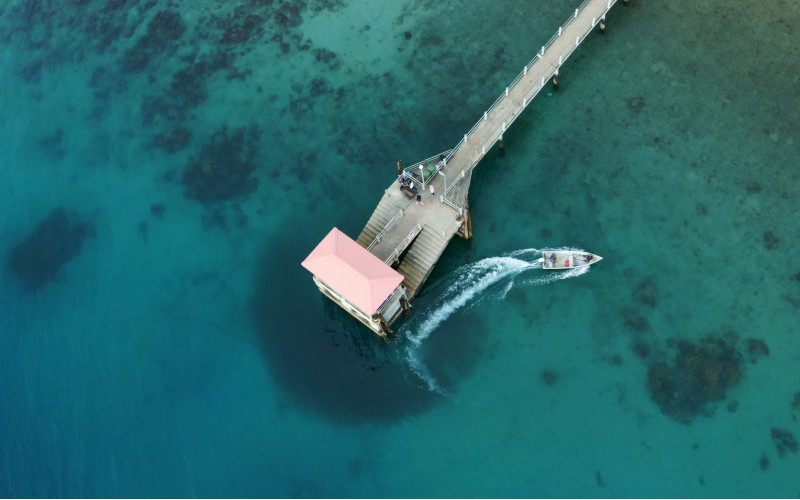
122,10 -> 186,73
634,276 -> 659,308
541,370 -> 559,386
7,209 -> 95,291
770,428 -> 798,457
181,126 -> 261,205
744,338 -> 769,363
155,127 -> 191,153
221,11 -> 265,44
150,203 -> 166,219
628,96 -> 645,113
763,231 -> 779,250
623,312 -> 650,332
646,335 -> 744,424
140,51 -> 235,125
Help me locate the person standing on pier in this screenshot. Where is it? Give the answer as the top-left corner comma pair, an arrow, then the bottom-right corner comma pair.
397,160 -> 403,177
429,184 -> 435,196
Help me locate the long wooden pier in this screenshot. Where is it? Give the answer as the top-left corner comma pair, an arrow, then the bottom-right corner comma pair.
355,0 -> 621,302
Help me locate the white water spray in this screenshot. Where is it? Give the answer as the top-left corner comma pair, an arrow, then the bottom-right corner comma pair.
401,247 -> 592,392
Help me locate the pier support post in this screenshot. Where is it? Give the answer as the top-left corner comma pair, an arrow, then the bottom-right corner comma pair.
600,15 -> 606,34
379,315 -> 393,338
458,196 -> 473,240
553,68 -> 559,90
498,134 -> 505,158
400,295 -> 411,315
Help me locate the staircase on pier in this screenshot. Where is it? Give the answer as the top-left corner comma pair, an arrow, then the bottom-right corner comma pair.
357,189 -> 459,299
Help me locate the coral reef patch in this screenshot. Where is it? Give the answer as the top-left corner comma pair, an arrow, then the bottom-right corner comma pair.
763,230 -> 779,250
141,51 -> 235,125
623,311 -> 649,332
633,276 -> 658,307
627,96 -> 645,113
7,209 -> 95,291
221,13 -> 265,44
744,338 -> 769,363
646,335 -> 744,424
122,10 -> 186,73
181,126 -> 261,205
542,369 -> 558,386
770,428 -> 798,457
150,203 -> 166,219
155,127 -> 191,153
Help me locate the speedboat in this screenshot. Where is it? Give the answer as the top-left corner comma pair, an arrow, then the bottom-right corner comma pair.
539,250 -> 602,270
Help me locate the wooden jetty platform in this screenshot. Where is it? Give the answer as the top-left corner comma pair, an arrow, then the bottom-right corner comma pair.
304,0 -> 623,336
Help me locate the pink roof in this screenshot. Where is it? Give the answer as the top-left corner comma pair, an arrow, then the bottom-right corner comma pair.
301,228 -> 404,316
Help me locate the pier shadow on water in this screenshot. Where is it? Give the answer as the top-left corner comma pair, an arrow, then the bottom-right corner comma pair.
250,234 -> 441,424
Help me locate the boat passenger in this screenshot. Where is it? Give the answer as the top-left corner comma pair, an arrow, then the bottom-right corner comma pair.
585,254 -> 593,262
549,253 -> 556,264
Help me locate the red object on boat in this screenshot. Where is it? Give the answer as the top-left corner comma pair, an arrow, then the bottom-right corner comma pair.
565,260 -> 570,267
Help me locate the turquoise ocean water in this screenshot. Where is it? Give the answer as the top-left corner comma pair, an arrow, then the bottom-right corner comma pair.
2,0 -> 799,497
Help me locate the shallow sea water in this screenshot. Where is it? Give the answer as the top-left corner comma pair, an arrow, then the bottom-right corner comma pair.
1,0 -> 799,497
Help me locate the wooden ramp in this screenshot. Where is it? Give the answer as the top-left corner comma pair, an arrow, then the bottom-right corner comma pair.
357,187 -> 461,298
395,226 -> 451,298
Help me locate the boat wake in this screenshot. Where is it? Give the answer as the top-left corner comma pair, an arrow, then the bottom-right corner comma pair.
400,247 -> 590,392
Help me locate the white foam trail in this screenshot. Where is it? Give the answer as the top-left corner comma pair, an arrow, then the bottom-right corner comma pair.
405,344 -> 443,394
402,247 -> 594,392
499,277 -> 515,300
406,255 -> 536,345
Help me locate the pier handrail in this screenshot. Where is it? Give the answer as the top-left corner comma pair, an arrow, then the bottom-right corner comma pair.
443,169 -> 466,200
439,211 -> 463,238
400,149 -> 452,188
442,0 -> 611,165
440,195 -> 461,213
384,223 -> 422,265
367,209 -> 403,251
441,0 -> 616,205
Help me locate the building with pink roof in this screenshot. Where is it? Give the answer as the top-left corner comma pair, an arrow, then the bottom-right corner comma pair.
301,228 -> 409,336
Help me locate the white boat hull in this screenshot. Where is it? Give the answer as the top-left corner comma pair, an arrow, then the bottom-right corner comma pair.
539,251 -> 602,270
